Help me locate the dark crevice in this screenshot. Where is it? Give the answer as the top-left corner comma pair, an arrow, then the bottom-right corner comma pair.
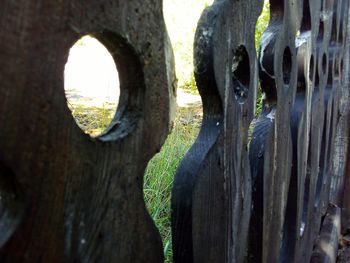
232,46 -> 250,104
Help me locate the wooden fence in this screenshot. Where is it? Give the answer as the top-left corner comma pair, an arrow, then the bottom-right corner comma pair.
0,0 -> 350,262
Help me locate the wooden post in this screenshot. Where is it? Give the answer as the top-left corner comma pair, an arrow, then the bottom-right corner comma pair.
172,0 -> 350,262
0,1 -> 175,262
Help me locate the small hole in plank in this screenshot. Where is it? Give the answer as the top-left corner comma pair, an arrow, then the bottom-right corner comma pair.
64,35 -> 120,137
232,45 -> 250,104
333,56 -> 340,81
314,58 -> 320,88
309,55 -> 314,82
282,47 -> 292,85
318,20 -> 324,41
340,58 -> 344,79
321,52 -> 327,75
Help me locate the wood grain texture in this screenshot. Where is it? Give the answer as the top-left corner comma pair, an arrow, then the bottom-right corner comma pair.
171,0 -> 263,262
310,204 -> 341,263
172,0 -> 350,262
0,1 -> 176,262
1,0 -> 350,262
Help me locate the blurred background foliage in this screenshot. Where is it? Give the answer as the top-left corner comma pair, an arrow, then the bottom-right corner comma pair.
144,1 -> 271,262
164,0 -> 270,93
66,1 -> 271,262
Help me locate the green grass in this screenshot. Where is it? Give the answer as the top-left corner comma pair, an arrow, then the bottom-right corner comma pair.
144,2 -> 269,259
67,104 -> 201,262
255,1 -> 270,116
66,1 -> 269,262
255,1 -> 270,51
67,103 -> 116,136
144,107 -> 201,262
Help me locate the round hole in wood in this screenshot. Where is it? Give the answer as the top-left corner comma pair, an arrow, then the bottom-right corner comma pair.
334,57 -> 340,79
64,35 -> 120,137
321,52 -> 327,75
340,58 -> 344,76
232,45 -> 250,104
309,55 -> 314,81
282,47 -> 292,85
318,20 -> 324,40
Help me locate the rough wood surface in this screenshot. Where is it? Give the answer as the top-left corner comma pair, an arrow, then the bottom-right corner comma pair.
0,1 -> 176,262
172,0 -> 350,262
310,204 -> 341,263
1,0 -> 350,262
171,0 -> 263,262
337,246 -> 350,263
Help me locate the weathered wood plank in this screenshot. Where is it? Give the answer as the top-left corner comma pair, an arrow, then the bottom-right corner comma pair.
0,1 -> 175,262
337,245 -> 350,263
340,0 -> 350,232
171,0 -> 263,262
310,204 -> 341,263
172,0 -> 350,262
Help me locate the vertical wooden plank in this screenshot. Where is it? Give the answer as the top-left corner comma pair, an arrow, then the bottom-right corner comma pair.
173,0 -> 350,262
340,0 -> 350,233
171,0 -> 263,262
0,0 -> 175,262
255,0 -> 302,262
341,105 -> 350,230
254,0 -> 350,261
310,204 -> 341,263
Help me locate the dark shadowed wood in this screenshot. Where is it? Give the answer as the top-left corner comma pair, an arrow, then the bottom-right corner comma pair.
171,0 -> 263,262
342,109 -> 350,230
1,0 -> 350,262
338,247 -> 350,263
0,1 -> 176,262
256,0 -> 350,262
310,204 -> 341,263
172,0 -> 350,262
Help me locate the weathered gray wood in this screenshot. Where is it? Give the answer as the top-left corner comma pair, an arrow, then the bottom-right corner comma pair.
172,0 -> 350,262
0,1 -> 175,262
310,204 -> 341,263
257,1 -> 350,262
341,0 -> 350,232
337,246 -> 350,263
171,0 -> 263,262
1,0 -> 350,262
343,145 -> 350,230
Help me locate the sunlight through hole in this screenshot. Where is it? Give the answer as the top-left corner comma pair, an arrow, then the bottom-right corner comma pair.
64,35 -> 120,137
